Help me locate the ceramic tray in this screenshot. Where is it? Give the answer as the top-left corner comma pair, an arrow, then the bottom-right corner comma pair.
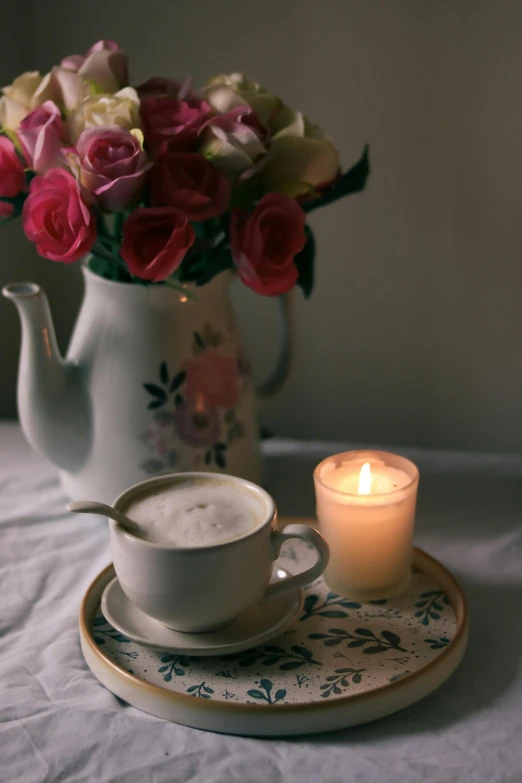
79,517 -> 468,736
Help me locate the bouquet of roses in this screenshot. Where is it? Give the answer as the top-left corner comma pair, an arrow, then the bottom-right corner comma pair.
0,40 -> 369,298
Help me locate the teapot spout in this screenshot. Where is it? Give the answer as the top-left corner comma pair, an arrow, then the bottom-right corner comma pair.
3,282 -> 90,471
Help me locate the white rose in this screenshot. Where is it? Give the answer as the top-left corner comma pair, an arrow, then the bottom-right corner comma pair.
0,67 -> 91,130
0,71 -> 48,129
262,111 -> 340,196
207,72 -> 264,93
202,72 -> 282,129
67,87 -> 140,143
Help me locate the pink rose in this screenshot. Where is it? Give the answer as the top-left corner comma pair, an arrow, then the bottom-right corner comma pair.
23,168 -> 96,262
151,150 -> 230,221
17,101 -> 65,174
121,207 -> 195,282
200,105 -> 267,178
0,201 -> 14,219
77,126 -> 152,212
0,137 -> 25,197
184,350 -> 240,409
140,85 -> 212,152
231,193 -> 306,296
61,40 -> 128,93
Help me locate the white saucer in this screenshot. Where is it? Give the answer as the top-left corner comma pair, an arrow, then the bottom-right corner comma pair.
101,570 -> 304,656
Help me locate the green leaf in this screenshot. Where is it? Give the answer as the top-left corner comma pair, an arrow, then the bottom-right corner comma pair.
340,601 -> 362,609
169,371 -> 186,392
175,393 -> 183,406
247,689 -> 265,699
323,638 -> 343,647
352,673 -> 362,684
261,657 -> 280,666
347,640 -> 366,648
274,689 -> 286,702
302,145 -> 370,214
159,362 -> 169,385
294,225 -> 315,298
318,610 -> 347,618
186,685 -> 198,693
291,646 -> 313,658
215,450 -> 226,468
364,645 -> 388,654
193,331 -> 205,349
143,383 -> 166,398
381,631 -> 401,646
303,595 -> 318,611
329,628 -> 348,635
260,679 -> 272,692
279,661 -> 303,670
148,399 -> 165,410
354,628 -> 375,637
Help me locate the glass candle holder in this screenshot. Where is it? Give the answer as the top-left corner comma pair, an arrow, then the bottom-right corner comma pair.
313,450 -> 419,601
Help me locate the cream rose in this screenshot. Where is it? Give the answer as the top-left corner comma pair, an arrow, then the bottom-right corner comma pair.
262,111 -> 340,196
0,67 -> 89,131
0,71 -> 50,129
202,72 -> 282,129
68,87 -> 140,143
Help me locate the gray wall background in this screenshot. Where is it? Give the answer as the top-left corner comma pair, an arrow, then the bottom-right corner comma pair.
1,0 -> 522,451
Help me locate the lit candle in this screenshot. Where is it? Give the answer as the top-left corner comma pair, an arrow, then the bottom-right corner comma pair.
313,451 -> 419,601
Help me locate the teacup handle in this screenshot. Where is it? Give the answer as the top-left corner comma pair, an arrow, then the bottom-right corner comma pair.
264,523 -> 330,600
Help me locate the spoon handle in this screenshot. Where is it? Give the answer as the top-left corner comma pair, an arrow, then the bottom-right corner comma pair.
67,500 -> 134,532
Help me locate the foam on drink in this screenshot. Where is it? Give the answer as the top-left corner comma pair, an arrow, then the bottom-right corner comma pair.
122,477 -> 266,547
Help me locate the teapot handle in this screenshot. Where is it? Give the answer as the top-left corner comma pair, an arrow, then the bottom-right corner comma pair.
255,291 -> 296,408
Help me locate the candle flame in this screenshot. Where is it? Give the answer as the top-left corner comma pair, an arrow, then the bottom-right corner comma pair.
358,462 -> 372,495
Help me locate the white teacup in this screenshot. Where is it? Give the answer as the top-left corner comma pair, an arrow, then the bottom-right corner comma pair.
110,472 -> 330,633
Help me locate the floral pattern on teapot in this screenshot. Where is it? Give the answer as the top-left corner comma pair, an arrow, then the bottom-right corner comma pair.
140,324 -> 248,473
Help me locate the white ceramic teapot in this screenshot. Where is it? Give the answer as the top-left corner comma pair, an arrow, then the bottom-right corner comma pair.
3,261 -> 294,502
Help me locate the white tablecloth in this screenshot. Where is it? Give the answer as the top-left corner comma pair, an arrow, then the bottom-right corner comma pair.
2,422 -> 522,783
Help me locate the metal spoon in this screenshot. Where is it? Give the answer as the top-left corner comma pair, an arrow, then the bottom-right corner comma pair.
67,500 -> 138,534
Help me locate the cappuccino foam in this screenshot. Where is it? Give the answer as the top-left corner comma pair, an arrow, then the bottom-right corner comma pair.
122,478 -> 267,547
